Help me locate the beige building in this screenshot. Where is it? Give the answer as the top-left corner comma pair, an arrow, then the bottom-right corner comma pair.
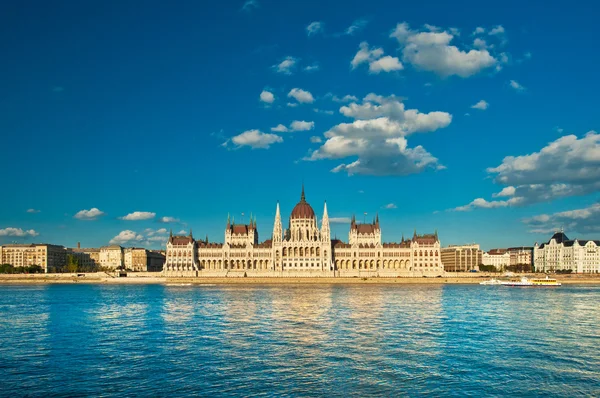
534,232 -> 600,273
0,244 -> 67,273
482,249 -> 510,271
124,248 -> 165,271
70,248 -> 100,270
99,245 -> 124,270
165,186 -> 443,277
441,244 -> 483,272
508,247 -> 533,268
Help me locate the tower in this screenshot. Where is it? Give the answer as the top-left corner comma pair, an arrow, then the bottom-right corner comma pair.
273,201 -> 282,244
321,201 -> 330,243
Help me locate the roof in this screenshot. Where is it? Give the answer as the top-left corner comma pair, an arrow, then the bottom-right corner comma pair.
356,224 -> 376,234
169,236 -> 193,245
550,232 -> 569,244
290,186 -> 315,219
413,234 -> 438,244
232,224 -> 250,235
256,239 -> 273,248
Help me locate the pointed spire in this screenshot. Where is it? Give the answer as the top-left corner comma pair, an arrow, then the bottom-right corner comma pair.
205,234 -> 209,244
300,183 -> 306,202
323,201 -> 329,218
227,213 -> 231,228
401,233 -> 404,242
169,229 -> 173,238
189,228 -> 193,238
413,228 -> 417,238
275,201 -> 281,219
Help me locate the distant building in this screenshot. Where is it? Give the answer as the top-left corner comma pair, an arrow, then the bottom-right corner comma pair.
482,249 -> 510,270
507,247 -> 533,268
164,185 -> 443,276
441,244 -> 483,272
69,248 -> 100,270
124,248 -> 165,272
0,244 -> 67,273
99,245 -> 124,269
534,232 -> 600,273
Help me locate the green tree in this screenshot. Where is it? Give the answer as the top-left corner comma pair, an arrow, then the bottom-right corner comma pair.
0,264 -> 15,274
66,254 -> 79,273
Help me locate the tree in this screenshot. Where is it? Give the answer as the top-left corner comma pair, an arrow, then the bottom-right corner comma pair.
66,254 -> 79,273
0,264 -> 15,274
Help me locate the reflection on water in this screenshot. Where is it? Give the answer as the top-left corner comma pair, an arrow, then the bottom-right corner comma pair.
0,284 -> 599,396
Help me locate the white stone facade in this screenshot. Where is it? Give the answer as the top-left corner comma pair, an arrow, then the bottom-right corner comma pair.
164,187 -> 443,277
534,232 -> 600,273
482,251 -> 510,270
99,245 -> 124,270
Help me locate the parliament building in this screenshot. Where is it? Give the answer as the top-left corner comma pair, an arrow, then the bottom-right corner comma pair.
164,186 -> 443,277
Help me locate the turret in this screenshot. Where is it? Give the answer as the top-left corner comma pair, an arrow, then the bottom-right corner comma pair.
272,201 -> 282,243
321,201 -> 330,243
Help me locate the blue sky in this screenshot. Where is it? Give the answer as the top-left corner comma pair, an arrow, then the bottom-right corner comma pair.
1,0 -> 599,250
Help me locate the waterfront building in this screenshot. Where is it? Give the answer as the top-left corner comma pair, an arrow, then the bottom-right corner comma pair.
124,248 -> 165,272
0,244 -> 67,273
534,232 -> 600,273
99,245 -> 124,270
507,247 -> 533,268
70,247 -> 100,270
164,186 -> 443,276
441,244 -> 483,272
482,249 -> 510,271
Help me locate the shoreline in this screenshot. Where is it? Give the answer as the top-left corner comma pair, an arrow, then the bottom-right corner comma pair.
1,273 -> 600,285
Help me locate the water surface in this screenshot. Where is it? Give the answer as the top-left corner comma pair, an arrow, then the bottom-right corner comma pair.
0,284 -> 598,396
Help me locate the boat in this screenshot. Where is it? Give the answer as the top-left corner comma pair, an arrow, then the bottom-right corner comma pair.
479,278 -> 503,285
501,276 -> 561,287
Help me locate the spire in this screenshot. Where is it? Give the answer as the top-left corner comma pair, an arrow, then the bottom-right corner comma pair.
273,201 -> 282,243
401,233 -> 404,242
275,201 -> 281,219
323,200 -> 329,218
321,200 -> 330,242
170,229 -> 173,238
189,228 -> 193,238
205,234 -> 209,244
413,228 -> 417,238
227,213 -> 230,228
300,183 -> 306,202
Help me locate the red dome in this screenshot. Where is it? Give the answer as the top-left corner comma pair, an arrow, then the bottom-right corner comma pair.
290,185 -> 315,219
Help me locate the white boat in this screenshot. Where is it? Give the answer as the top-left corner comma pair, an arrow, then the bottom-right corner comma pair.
479,278 -> 503,285
501,276 -> 561,287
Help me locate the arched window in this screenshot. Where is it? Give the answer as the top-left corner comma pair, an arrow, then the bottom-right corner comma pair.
300,247 -> 304,256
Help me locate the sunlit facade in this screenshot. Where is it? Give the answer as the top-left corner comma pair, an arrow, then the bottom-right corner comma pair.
164,186 -> 444,277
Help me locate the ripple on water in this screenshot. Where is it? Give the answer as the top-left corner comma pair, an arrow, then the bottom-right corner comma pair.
0,284 -> 599,397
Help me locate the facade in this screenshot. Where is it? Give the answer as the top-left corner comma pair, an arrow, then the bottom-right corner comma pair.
482,249 -> 510,271
70,248 -> 100,270
534,232 -> 600,273
441,244 -> 483,272
99,245 -> 124,270
124,248 -> 165,271
508,247 -> 533,268
164,186 -> 443,276
0,244 -> 67,273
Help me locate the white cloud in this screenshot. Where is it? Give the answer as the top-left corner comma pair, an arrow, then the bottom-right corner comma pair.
286,102 -> 298,108
345,19 -> 368,35
119,211 -> 155,221
0,227 -> 39,237
473,27 -> 485,35
351,42 -> 384,69
453,131 -> 600,210
471,100 -> 489,110
271,124 -> 289,132
509,80 -> 525,91
473,38 -> 488,49
523,203 -> 600,234
313,108 -> 334,115
259,90 -> 275,104
159,216 -> 180,223
273,56 -> 297,75
177,229 -> 187,235
352,42 -> 405,74
310,136 -> 323,143
231,129 -> 283,149
452,197 -> 522,211
329,217 -> 352,224
304,64 -> 319,72
390,22 -> 497,77
369,56 -> 404,73
290,120 -> 314,131
26,209 -> 40,214
306,21 -> 323,36
241,0 -> 259,12
383,203 -> 397,209
74,208 -> 104,220
145,228 -> 168,237
488,25 -> 505,36
109,230 -> 144,245
306,94 -> 451,176
331,94 -> 359,103
287,88 -> 314,104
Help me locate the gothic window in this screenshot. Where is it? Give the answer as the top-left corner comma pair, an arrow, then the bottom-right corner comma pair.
300,247 -> 304,256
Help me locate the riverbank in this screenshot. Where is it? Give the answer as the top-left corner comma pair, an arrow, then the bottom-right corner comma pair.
1,273 -> 600,285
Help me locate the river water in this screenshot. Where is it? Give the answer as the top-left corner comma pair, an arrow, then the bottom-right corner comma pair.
0,284 -> 598,396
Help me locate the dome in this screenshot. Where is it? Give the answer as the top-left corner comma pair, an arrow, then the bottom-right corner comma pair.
290,185 -> 315,219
